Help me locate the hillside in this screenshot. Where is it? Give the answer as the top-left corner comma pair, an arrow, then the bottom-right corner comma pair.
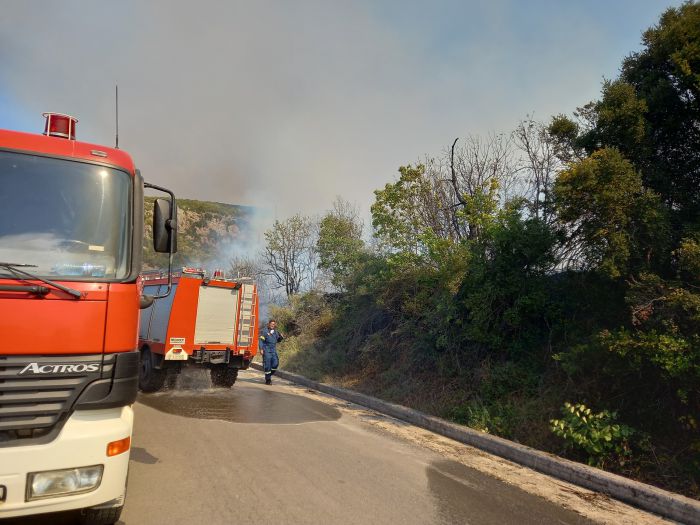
143,197 -> 258,270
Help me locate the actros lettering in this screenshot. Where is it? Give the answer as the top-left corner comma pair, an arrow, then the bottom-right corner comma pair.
18,363 -> 100,375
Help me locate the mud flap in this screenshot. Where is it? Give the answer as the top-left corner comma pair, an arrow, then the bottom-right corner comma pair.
164,346 -> 188,361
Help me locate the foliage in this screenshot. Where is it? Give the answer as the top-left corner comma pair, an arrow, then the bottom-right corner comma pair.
551,403 -> 635,468
578,81 -> 649,160
554,3 -> 700,229
458,203 -> 558,356
317,198 -> 365,289
173,198 -> 250,217
547,114 -> 584,163
544,6 -> 700,491
620,2 -> 700,225
553,148 -> 668,277
371,164 -> 446,260
676,236 -> 700,281
602,329 -> 698,384
450,401 -> 511,435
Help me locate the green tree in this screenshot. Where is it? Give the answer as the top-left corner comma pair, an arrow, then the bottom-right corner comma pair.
551,3 -> 700,228
553,148 -> 667,277
371,164 -> 438,259
317,198 -> 365,289
620,2 -> 700,223
459,202 -> 557,357
579,80 -> 649,161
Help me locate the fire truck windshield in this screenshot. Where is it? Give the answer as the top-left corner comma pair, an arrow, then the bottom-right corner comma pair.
0,151 -> 131,280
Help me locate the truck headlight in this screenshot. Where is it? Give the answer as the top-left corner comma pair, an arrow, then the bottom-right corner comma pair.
27,465 -> 103,501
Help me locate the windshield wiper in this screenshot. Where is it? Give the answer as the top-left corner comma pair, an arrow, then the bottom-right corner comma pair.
0,262 -> 82,299
0,284 -> 51,296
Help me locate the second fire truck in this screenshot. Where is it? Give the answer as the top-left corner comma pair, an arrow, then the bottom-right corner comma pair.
138,268 -> 259,391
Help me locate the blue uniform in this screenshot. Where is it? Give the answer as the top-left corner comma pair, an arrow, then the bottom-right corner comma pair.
259,328 -> 283,382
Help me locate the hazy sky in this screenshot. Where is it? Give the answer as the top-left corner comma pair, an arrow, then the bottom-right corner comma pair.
0,0 -> 682,218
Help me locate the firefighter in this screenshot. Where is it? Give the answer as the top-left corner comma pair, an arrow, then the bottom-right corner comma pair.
259,319 -> 284,385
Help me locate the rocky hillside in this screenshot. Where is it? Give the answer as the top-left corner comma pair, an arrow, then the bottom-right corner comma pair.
143,197 -> 258,270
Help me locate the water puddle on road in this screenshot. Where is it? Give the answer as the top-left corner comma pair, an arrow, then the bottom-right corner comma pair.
138,369 -> 341,425
427,459 -> 593,525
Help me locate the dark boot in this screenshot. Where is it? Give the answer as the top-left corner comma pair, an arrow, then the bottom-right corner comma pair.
265,374 -> 272,385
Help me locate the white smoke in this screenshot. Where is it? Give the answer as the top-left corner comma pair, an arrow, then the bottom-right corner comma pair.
0,0 -> 639,220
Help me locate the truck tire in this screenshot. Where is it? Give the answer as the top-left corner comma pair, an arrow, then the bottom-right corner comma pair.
211,366 -> 238,388
79,505 -> 123,525
139,347 -> 166,392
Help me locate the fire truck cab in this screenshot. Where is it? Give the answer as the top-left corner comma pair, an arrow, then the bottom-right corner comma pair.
138,268 -> 259,391
0,113 -> 176,524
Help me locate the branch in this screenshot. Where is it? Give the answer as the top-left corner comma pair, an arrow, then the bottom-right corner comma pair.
450,137 -> 467,207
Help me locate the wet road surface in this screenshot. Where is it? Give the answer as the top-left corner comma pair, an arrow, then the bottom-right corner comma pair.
4,369 -> 660,525
138,380 -> 341,424
124,370 -> 592,525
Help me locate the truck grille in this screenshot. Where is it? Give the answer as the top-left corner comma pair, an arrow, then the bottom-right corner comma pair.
0,354 -> 110,442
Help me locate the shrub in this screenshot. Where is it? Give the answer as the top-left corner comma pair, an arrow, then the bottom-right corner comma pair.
449,400 -> 512,437
551,402 -> 634,468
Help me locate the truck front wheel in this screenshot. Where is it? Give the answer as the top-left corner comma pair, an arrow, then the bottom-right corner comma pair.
211,366 -> 238,388
139,347 -> 166,392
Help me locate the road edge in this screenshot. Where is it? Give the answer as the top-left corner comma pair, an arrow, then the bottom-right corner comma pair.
251,363 -> 700,525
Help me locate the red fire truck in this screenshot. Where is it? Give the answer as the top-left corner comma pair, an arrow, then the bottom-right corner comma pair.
138,268 -> 259,391
0,113 -> 177,523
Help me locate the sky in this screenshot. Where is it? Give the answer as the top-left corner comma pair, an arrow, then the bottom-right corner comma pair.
0,0 -> 684,220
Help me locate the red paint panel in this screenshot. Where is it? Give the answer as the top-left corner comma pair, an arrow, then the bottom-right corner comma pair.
104,284 -> 140,353
0,129 -> 135,174
0,296 -> 106,355
161,277 -> 200,356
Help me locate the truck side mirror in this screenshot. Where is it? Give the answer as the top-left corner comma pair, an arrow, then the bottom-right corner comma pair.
153,198 -> 178,254
139,294 -> 155,309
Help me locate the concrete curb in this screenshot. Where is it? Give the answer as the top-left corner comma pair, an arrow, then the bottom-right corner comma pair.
251,363 -> 700,524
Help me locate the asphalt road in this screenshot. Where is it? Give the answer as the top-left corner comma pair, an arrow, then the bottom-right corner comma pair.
3,369 -> 667,525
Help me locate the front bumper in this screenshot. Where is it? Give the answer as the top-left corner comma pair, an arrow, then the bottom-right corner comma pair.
0,406 -> 133,518
191,348 -> 251,368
